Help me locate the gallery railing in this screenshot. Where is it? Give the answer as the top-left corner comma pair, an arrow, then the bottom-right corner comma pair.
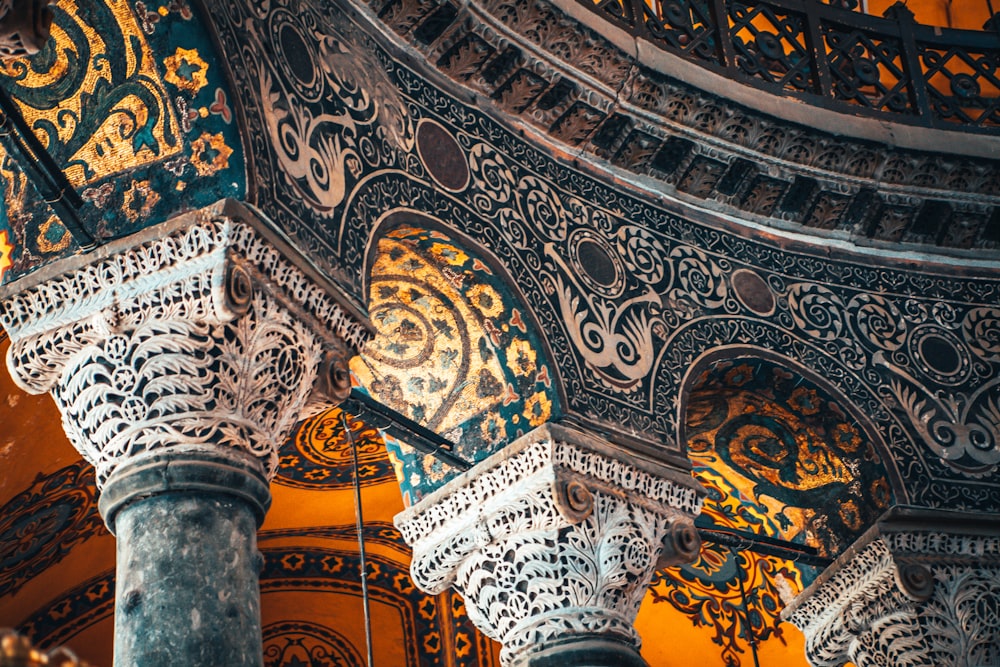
585,0 -> 1000,132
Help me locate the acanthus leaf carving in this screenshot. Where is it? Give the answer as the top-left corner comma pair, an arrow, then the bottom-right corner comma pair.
395,423 -> 703,666
877,353 -> 1000,477
784,524 -> 1000,667
0,204 -> 371,487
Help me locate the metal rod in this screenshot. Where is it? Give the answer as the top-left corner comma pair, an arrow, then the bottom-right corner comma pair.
0,83 -> 97,250
346,390 -> 836,570
697,527 -> 834,568
345,412 -> 374,667
346,389 -> 473,471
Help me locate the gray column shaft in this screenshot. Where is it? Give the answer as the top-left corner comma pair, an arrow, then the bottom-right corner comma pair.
519,638 -> 649,667
113,491 -> 263,667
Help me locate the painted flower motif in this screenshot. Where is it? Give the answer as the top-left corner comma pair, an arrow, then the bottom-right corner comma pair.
870,477 -> 891,508
832,422 -> 862,453
788,386 -> 821,415
82,182 -> 116,208
838,498 -> 862,531
467,283 -> 503,318
506,338 -> 537,378
523,390 -> 552,427
122,179 -> 161,222
190,132 -> 234,176
279,454 -> 300,468
430,242 -> 468,266
37,216 -> 70,253
0,229 -> 13,282
303,468 -> 330,481
481,412 -> 508,445
164,47 -> 209,94
723,363 -> 755,387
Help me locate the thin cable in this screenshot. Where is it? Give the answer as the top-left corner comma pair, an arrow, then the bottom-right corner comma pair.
735,553 -> 761,667
345,412 -> 374,667
0,84 -> 97,250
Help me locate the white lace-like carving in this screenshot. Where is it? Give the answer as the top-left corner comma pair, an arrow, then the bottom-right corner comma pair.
395,423 -> 703,666
785,529 -> 1000,667
0,211 -> 368,486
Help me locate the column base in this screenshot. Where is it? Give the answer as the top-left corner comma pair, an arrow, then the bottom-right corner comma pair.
519,638 -> 648,667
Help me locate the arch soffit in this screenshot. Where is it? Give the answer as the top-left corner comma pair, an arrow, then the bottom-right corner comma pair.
355,212 -> 563,502
678,346 -> 902,557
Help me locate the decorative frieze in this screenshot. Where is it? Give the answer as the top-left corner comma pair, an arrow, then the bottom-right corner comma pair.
783,516 -> 1000,667
395,423 -> 704,666
374,0 -> 1000,251
0,200 -> 371,488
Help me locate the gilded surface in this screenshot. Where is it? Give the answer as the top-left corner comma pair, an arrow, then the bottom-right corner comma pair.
651,473 -> 808,667
646,355 -> 895,664
686,357 -> 892,557
0,0 -> 244,284
351,226 -> 558,503
0,0 -> 180,183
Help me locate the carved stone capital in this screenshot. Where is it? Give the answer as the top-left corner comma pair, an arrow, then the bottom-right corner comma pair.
783,513 -> 1000,667
0,201 -> 371,489
395,423 -> 704,666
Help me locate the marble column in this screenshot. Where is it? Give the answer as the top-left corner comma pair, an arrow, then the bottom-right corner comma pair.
782,510 -> 1000,667
0,201 -> 370,667
395,423 -> 705,667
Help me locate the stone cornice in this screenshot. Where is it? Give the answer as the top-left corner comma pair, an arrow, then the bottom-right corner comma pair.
366,0 -> 1000,255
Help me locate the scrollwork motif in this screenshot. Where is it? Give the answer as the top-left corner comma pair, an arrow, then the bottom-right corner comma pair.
878,354 -> 1000,477
207,0 -> 1000,514
786,283 -> 846,341
849,293 -> 907,352
964,307 -> 1000,363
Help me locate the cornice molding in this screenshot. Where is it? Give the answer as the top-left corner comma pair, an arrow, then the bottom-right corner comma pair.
367,0 -> 1000,256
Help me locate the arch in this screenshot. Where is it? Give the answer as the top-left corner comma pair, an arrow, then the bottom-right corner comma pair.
646,346 -> 903,666
651,315 -> 923,475
352,213 -> 562,504
679,346 -> 901,557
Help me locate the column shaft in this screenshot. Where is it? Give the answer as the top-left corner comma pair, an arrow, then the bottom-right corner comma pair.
115,492 -> 262,667
521,638 -> 650,667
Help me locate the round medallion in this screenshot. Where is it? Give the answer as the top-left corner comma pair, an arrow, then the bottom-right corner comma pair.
569,228 -> 625,298
731,269 -> 775,316
416,120 -> 470,192
910,325 -> 970,385
270,11 -> 323,101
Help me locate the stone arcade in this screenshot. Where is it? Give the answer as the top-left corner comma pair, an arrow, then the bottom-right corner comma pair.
0,0 -> 998,665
